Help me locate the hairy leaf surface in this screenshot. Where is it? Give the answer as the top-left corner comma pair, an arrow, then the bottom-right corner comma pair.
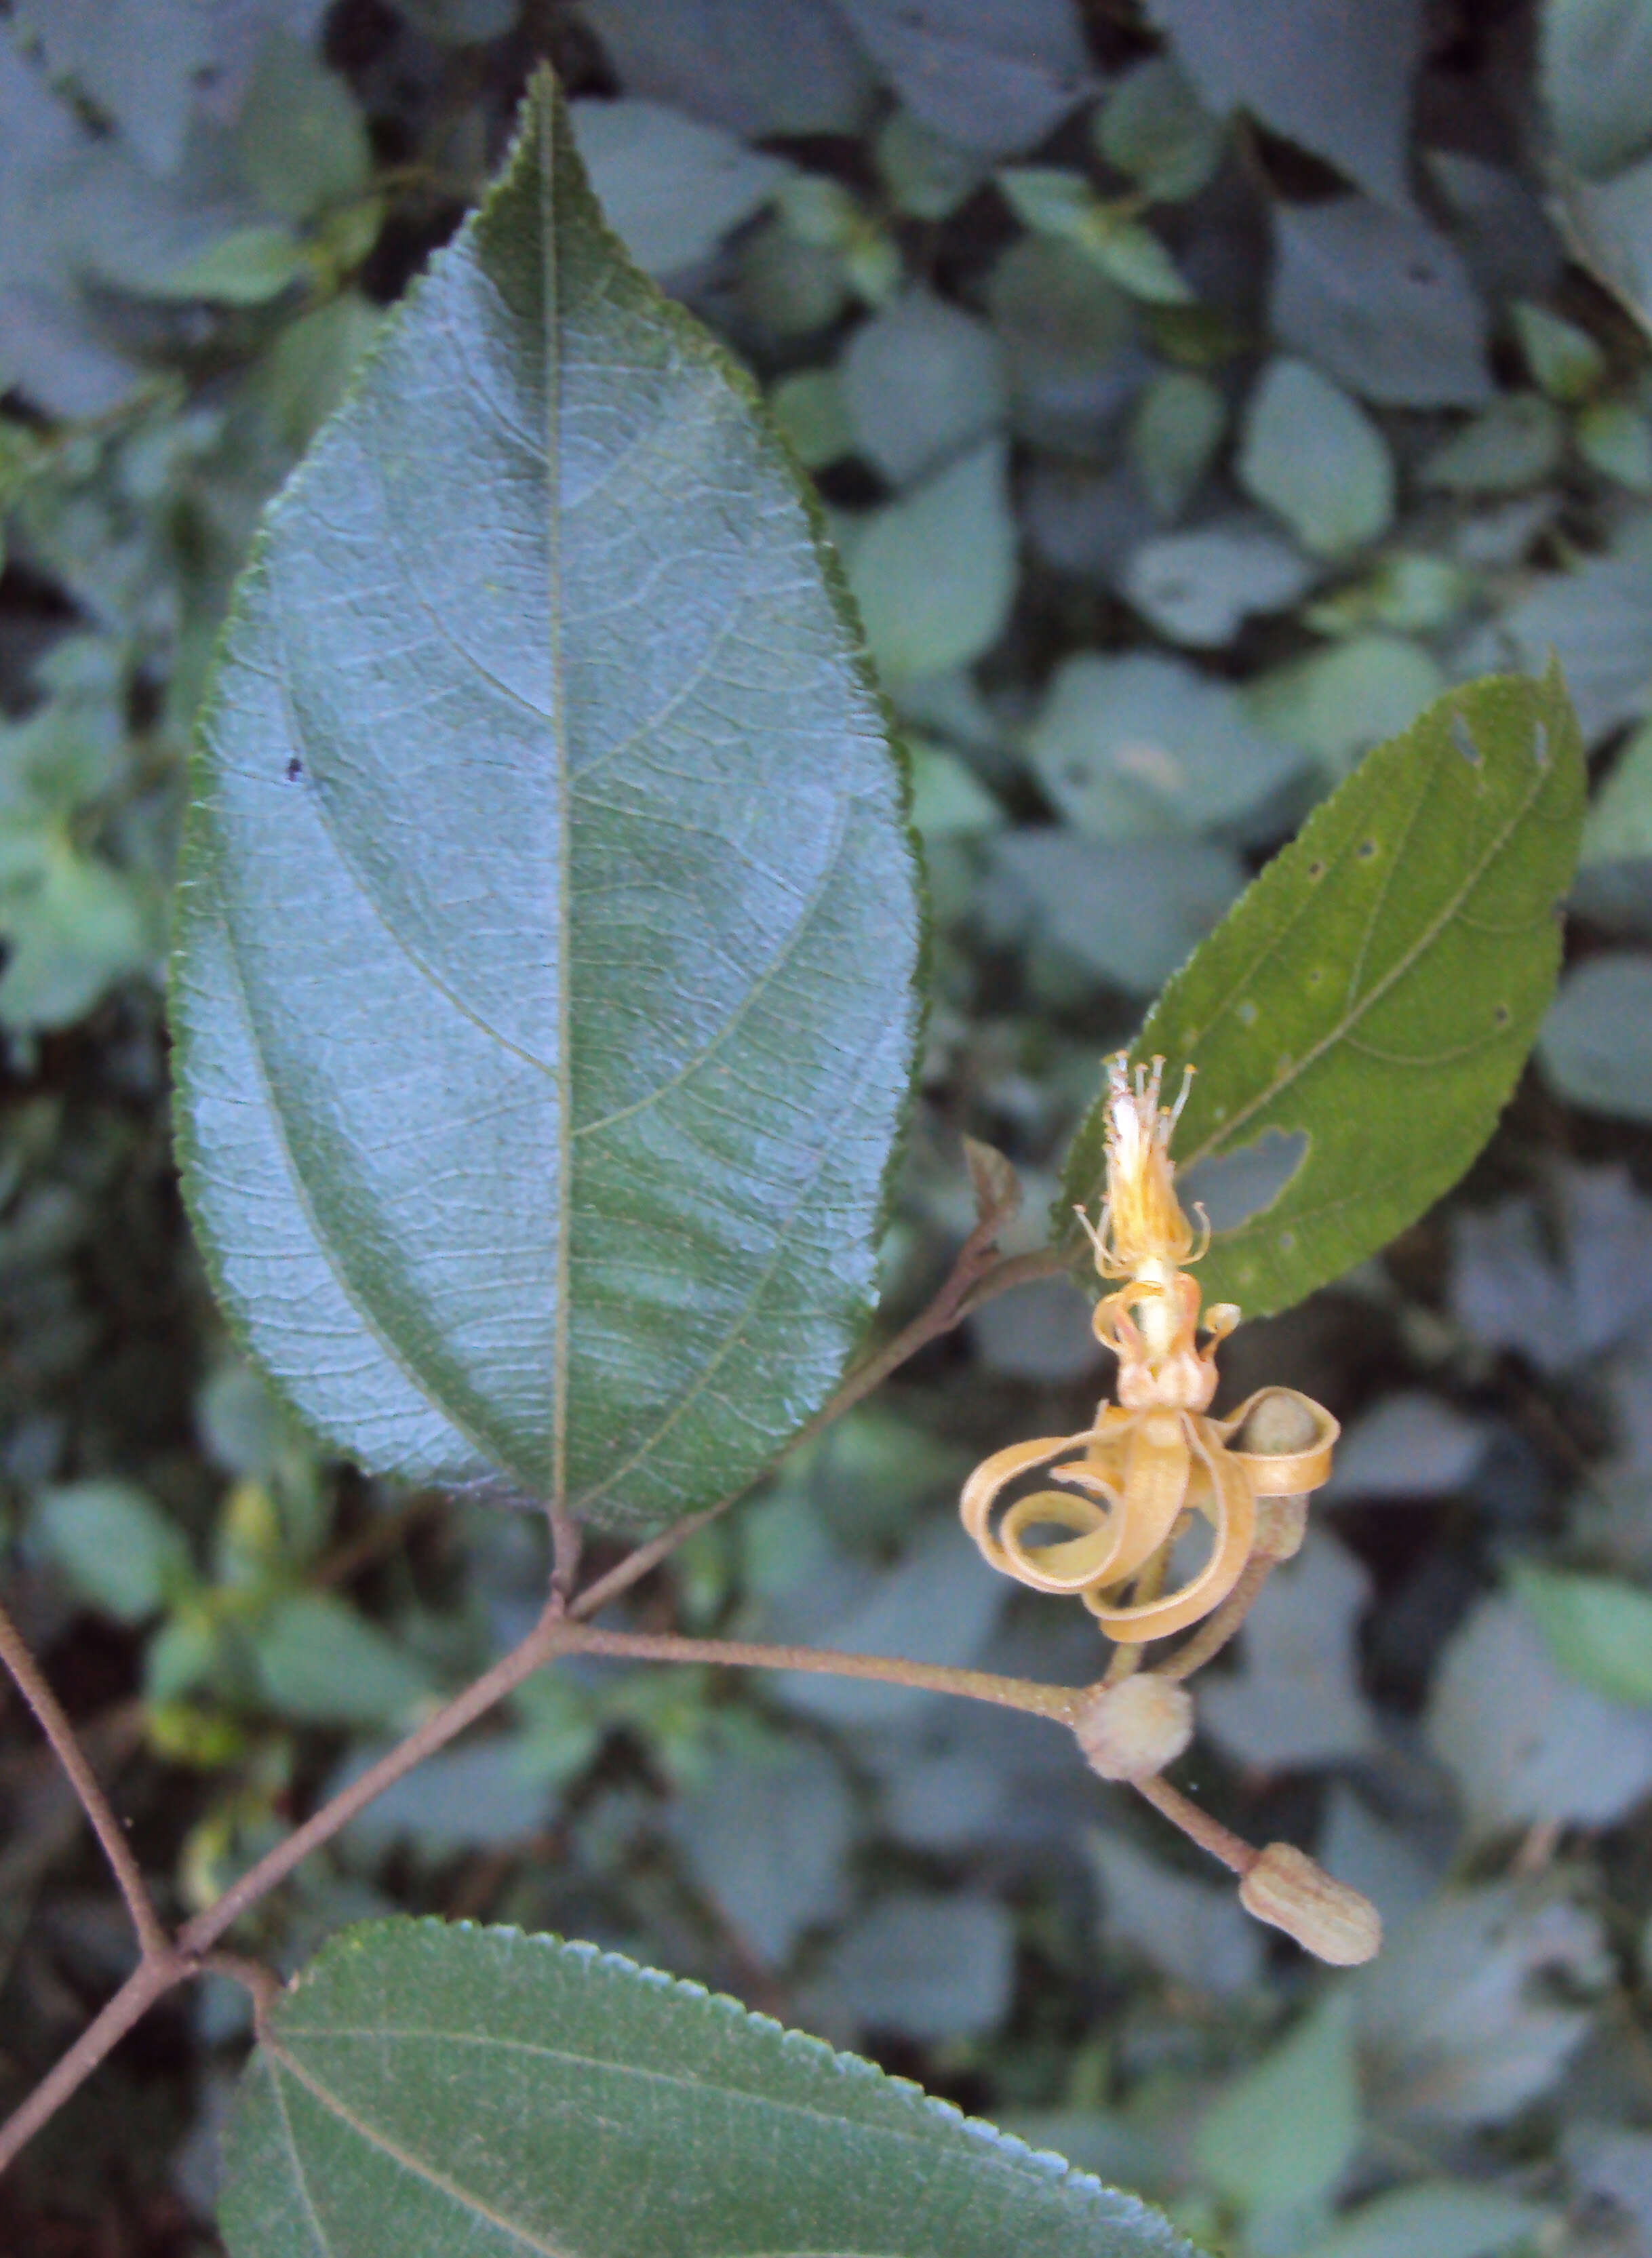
218,1920 -> 1194,2258
171,74 -> 920,1530
1060,667 -> 1584,1314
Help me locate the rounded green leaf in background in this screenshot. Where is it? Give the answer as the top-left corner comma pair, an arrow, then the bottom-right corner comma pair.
218,1919 -> 1196,2258
846,437 -> 1017,679
1238,357 -> 1395,557
170,73 -> 922,1532
1541,0 -> 1652,178
1539,950 -> 1652,1120
1027,650 -> 1302,833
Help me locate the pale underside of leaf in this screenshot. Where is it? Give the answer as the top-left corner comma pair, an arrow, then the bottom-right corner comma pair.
172,77 -> 920,1530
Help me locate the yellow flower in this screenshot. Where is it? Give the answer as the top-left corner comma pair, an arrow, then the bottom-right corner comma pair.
960,1053 -> 1337,1644
1087,1052 -> 1200,1278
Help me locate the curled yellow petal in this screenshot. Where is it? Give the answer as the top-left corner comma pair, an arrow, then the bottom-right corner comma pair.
958,1048 -> 1339,1655
999,1488 -> 1120,1593
1105,1410 -> 1194,1585
960,1431 -> 1104,1582
1084,1417 -> 1255,1640
1218,1387 -> 1339,1497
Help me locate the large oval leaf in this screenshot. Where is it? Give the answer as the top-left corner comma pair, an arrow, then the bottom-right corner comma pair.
170,73 -> 920,1530
1059,665 -> 1584,1315
219,1918 -> 1193,2258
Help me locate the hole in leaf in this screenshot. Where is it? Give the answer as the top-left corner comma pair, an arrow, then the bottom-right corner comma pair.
285,756 -> 304,782
1181,1127 -> 1308,1231
1493,1002 -> 1511,1027
1306,860 -> 1326,881
1237,998 -> 1258,1025
1533,720 -> 1550,766
1356,839 -> 1377,859
1450,714 -> 1481,766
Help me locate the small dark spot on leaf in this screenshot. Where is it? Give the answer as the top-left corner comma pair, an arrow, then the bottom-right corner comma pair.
1450,713 -> 1482,766
1306,967 -> 1323,986
1306,859 -> 1325,881
1356,838 -> 1377,859
285,756 -> 304,783
1493,1002 -> 1512,1027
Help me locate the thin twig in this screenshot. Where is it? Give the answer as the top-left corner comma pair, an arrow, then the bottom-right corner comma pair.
953,1245 -> 1068,1319
174,1598 -> 579,1960
0,1228 -> 1074,2174
0,1600 -> 170,1962
568,1500 -> 733,1621
0,1955 -> 186,2177
564,1622 -> 1090,1724
199,1952 -> 283,2015
0,1705 -> 149,2001
1132,1772 -> 1258,1876
176,1617 -> 1091,1964
0,1589 -> 1093,2170
547,1499 -> 583,1606
1103,1536 -> 1174,1686
1155,1552 -> 1276,1683
568,1242 -> 1064,1625
797,1244 -> 1065,1449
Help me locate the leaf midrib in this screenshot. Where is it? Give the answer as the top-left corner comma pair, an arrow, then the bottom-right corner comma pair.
271,2019 -> 954,2258
268,2020 -> 1021,2164
545,89 -> 573,1515
1181,721 -> 1552,1172
267,2041 -> 577,2258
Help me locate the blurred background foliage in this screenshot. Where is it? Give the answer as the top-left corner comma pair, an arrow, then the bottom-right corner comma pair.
7,1 -> 1652,2253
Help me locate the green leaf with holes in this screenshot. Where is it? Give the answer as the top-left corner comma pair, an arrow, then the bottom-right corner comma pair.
1059,665 -> 1584,1315
218,1919 -> 1194,2258
168,72 -> 921,1533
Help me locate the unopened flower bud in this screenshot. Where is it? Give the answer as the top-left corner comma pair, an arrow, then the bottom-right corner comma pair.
1239,1843 -> 1381,1964
1237,1390 -> 1322,1457
1074,1673 -> 1193,1781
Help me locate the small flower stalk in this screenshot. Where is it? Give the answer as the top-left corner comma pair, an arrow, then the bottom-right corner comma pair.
961,1054 -> 1373,1960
